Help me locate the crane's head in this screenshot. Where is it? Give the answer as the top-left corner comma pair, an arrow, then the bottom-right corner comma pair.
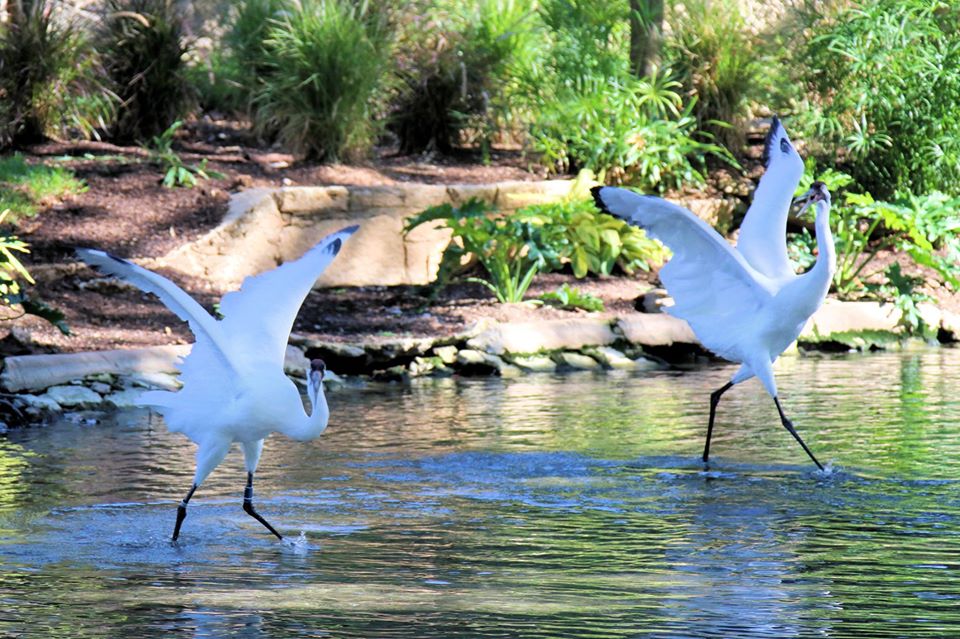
793,181 -> 830,216
309,358 -> 326,383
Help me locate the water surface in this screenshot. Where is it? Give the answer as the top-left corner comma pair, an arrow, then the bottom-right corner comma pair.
3,348 -> 960,637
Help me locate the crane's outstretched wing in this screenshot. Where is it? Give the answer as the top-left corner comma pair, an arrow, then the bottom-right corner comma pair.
592,187 -> 774,361
217,225 -> 359,370
75,249 -> 236,375
736,116 -> 805,282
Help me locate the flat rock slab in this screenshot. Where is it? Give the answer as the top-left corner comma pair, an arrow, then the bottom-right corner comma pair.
1,344 -> 313,393
44,385 -> 103,409
616,314 -> 698,346
1,345 -> 190,393
468,318 -> 618,355
800,299 -> 899,340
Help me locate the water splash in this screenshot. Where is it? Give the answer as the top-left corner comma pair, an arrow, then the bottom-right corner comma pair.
282,530 -> 314,554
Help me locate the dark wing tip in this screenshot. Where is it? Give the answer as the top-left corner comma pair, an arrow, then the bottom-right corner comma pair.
340,224 -> 360,235
762,115 -> 783,167
75,247 -> 129,265
590,186 -> 611,215
106,251 -> 130,265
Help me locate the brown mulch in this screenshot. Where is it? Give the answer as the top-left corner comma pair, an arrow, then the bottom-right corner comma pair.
6,118 -> 638,357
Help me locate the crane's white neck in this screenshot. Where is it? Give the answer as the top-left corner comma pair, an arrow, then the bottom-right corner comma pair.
812,199 -> 836,280
281,372 -> 329,441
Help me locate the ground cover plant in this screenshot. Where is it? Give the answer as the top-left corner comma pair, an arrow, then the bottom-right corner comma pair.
149,121 -> 224,188
538,282 -> 605,312
0,209 -> 68,333
0,154 -> 86,220
404,198 -> 559,303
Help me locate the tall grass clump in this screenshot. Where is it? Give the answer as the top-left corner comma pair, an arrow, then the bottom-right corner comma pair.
390,0 -> 539,155
662,0 -> 761,150
0,1 -> 111,148
99,0 -> 194,142
254,0 -> 392,161
795,0 -> 960,199
195,0 -> 292,114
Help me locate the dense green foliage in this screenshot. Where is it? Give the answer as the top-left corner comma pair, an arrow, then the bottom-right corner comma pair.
253,0 -> 392,161
662,0 -> 760,149
99,0 -> 193,142
795,0 -> 960,199
529,76 -> 733,190
0,155 -> 86,220
516,0 -> 733,189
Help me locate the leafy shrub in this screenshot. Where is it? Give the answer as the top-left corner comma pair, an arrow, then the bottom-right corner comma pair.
789,165 -> 960,307
404,198 -> 558,303
0,1 -> 110,148
149,121 -> 224,188
529,74 -> 735,190
538,283 -> 604,312
0,209 -> 68,333
390,0 -> 539,155
100,0 -> 194,143
516,196 -> 665,277
867,263 -> 937,338
0,154 -> 87,220
795,0 -> 960,198
254,0 -> 392,161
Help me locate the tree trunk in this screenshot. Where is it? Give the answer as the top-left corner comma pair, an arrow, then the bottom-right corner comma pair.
629,0 -> 664,78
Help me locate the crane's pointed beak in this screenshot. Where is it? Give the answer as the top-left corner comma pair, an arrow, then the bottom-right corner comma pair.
793,181 -> 827,217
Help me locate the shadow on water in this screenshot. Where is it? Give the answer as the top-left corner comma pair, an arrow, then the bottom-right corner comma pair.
3,348 -> 960,637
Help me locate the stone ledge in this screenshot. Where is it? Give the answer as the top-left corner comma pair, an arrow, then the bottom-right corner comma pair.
153,180 -> 579,290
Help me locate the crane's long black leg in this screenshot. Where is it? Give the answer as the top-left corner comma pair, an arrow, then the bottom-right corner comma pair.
243,472 -> 283,540
703,381 -> 734,464
774,397 -> 824,471
172,484 -> 197,542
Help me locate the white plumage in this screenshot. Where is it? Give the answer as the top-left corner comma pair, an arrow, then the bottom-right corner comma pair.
77,225 -> 358,540
592,118 -> 835,469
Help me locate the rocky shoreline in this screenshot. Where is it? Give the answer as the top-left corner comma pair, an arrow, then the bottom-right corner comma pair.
2,300 -> 957,433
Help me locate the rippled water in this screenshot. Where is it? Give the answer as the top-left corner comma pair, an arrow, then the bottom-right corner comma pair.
3,348 -> 960,637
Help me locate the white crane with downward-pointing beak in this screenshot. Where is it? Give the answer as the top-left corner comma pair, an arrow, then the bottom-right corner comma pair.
77,225 -> 358,541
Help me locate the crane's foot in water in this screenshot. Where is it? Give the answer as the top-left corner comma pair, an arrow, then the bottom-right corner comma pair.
774,397 -> 824,471
171,483 -> 197,542
243,472 -> 283,540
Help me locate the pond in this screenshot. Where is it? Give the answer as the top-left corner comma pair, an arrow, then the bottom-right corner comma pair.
3,348 -> 960,638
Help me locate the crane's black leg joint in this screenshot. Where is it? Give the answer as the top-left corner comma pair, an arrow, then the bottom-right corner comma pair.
242,472 -> 283,540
